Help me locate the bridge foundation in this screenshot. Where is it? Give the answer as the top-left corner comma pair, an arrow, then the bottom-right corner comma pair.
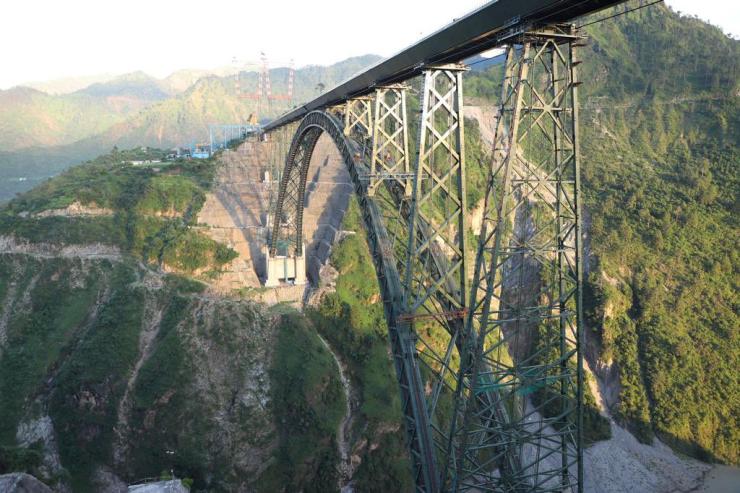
263,243 -> 306,287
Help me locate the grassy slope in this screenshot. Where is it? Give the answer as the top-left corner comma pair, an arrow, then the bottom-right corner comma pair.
258,312 -> 345,493
0,147 -> 236,276
467,3 -> 738,463
308,199 -> 413,492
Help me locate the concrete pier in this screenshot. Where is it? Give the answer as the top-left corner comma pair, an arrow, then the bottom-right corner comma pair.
263,244 -> 306,287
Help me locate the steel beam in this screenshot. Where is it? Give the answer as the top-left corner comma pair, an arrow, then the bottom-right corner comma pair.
343,97 -> 373,139
405,64 -> 469,315
265,15 -> 590,493
269,111 -> 440,492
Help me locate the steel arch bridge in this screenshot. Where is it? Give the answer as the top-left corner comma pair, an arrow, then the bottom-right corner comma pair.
262,2 -> 627,491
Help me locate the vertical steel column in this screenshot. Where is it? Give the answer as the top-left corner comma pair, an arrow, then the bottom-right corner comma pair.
368,85 -> 411,197
405,64 -> 469,315
570,36 -> 585,491
449,25 -> 584,492
398,65 -> 471,493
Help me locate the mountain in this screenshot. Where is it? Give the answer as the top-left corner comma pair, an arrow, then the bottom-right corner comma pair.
0,72 -> 171,153
24,73 -> 119,95
0,55 -> 383,203
75,72 -> 170,100
159,67 -> 240,95
0,85 -> 152,152
578,6 -> 738,464
0,5 -> 736,492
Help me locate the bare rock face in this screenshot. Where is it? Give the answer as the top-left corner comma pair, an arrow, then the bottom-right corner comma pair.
31,201 -> 114,218
92,466 -> 127,493
127,480 -> 188,493
15,416 -> 62,477
0,235 -> 121,260
0,473 -> 52,493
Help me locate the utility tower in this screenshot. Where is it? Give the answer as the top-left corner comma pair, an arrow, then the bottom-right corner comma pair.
233,54 -> 295,122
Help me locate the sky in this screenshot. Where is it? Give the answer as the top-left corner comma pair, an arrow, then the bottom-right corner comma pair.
0,0 -> 737,89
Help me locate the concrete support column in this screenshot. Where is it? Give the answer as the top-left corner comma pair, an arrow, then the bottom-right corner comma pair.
263,243 -> 306,287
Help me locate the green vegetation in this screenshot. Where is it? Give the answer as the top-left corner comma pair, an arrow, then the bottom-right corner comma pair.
0,84 -> 163,153
260,312 -> 345,493
466,3 -> 739,463
0,55 -> 383,203
0,444 -> 43,476
308,198 -> 412,492
0,147 -> 234,275
0,7 -> 736,493
0,256 -> 147,490
49,263 -> 146,491
125,294 -> 211,489
0,258 -> 108,444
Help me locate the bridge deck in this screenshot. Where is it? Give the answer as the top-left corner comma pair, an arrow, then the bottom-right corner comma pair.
264,0 -> 624,132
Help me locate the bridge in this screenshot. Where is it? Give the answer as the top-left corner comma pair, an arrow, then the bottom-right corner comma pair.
261,1 -> 627,491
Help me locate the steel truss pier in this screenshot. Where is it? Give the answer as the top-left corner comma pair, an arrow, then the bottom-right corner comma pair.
267,23 -> 585,493
451,25 -> 585,492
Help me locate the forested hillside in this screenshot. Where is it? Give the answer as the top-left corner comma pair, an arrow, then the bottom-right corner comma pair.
0,145 -> 347,491
468,3 -> 738,464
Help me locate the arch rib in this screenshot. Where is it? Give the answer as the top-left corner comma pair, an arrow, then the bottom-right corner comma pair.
269,110 -> 440,492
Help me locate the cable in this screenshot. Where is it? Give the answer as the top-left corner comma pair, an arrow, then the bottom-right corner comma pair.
578,0 -> 664,28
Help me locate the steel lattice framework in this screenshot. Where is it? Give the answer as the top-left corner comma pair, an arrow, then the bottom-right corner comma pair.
450,26 -> 585,492
368,85 -> 412,197
266,27 -> 584,490
261,1 -> 626,489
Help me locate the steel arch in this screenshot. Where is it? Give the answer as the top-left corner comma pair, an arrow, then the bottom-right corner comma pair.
268,110 -> 440,492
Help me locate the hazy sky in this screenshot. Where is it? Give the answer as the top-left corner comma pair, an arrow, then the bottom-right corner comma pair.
1,0 -> 736,89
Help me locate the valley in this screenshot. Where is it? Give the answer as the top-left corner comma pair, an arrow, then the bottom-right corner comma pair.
0,2 -> 737,492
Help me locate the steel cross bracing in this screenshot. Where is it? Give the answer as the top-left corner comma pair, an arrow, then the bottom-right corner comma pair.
368,85 -> 412,197
405,65 -> 469,315
449,26 -> 585,492
265,22 -> 587,493
343,97 -> 374,139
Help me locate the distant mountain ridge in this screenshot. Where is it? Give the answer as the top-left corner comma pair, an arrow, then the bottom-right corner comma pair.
75,71 -> 170,100
23,73 -> 120,95
0,55 -> 383,202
